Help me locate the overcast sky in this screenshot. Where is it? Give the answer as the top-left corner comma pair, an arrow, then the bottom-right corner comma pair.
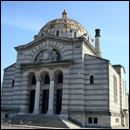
1,1 -> 129,93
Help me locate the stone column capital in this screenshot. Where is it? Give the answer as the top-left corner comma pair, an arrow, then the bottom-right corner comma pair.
35,76 -> 41,81
49,75 -> 55,81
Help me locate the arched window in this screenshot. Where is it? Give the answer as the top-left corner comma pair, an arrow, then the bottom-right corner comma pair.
12,79 -> 15,87
90,75 -> 94,84
56,31 -> 59,36
44,75 -> 50,84
32,76 -> 36,85
74,32 -> 76,38
58,73 -> 63,84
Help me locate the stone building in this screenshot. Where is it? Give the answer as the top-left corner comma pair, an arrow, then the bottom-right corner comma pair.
1,10 -> 129,128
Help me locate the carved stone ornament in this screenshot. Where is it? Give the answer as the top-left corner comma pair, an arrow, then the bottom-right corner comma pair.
23,68 -> 29,72
75,44 -> 81,48
35,46 -> 58,63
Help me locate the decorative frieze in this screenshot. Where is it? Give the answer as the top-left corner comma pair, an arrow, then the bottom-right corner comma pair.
62,66 -> 69,69
48,67 -> 55,70
35,68 -> 41,71
21,61 -> 71,73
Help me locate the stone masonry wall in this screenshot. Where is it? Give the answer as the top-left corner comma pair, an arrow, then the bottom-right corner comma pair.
1,63 -> 16,108
1,63 -> 17,119
84,55 -> 109,112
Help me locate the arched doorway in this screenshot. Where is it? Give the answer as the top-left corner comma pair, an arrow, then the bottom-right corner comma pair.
55,71 -> 63,114
28,72 -> 36,113
30,90 -> 35,113
41,71 -> 50,114
56,89 -> 62,114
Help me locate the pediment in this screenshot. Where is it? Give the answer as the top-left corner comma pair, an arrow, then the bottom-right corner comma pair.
14,35 -> 101,58
14,35 -> 80,51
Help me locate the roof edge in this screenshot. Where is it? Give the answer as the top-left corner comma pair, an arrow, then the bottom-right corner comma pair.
85,54 -> 109,62
4,63 -> 16,70
112,64 -> 126,73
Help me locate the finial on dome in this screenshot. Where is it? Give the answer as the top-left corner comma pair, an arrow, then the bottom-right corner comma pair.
62,9 -> 67,18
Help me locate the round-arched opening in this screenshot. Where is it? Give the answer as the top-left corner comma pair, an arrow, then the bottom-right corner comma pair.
54,69 -> 63,114
32,76 -> 36,85
28,72 -> 36,85
44,75 -> 50,84
58,73 -> 63,84
27,72 -> 36,113
40,71 -> 50,114
40,71 -> 50,85
12,79 -> 15,87
90,75 -> 94,84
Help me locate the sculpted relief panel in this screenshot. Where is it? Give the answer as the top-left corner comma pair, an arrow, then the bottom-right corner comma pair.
34,46 -> 60,63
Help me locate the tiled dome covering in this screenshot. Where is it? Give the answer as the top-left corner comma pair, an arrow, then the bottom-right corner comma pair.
36,10 -> 89,39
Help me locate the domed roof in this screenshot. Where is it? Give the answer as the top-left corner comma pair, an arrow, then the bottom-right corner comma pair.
37,10 -> 89,38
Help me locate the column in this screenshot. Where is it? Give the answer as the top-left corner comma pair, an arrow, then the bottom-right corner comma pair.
33,76 -> 41,114
47,74 -> 55,115
60,69 -> 69,119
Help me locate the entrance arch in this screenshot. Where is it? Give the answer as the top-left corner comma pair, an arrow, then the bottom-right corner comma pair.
54,70 -> 63,114
41,71 -> 50,114
28,72 -> 36,113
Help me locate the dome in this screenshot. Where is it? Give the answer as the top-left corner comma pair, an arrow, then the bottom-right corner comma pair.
35,10 -> 90,39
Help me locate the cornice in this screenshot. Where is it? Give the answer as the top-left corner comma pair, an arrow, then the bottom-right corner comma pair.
82,37 -> 101,58
14,34 -> 101,59
14,35 -> 81,51
112,64 -> 126,74
4,63 -> 16,70
85,54 -> 109,62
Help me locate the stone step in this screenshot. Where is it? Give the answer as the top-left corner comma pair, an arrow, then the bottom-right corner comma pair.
2,115 -> 69,128
59,116 -> 81,129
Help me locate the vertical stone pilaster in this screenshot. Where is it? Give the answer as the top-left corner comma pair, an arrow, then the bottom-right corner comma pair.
12,53 -> 23,109
81,112 -> 86,127
60,68 -> 69,119
19,73 -> 29,115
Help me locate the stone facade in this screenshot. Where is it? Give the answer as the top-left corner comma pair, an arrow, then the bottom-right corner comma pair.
1,10 -> 129,128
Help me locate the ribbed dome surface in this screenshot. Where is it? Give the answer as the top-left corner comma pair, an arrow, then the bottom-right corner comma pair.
37,10 -> 88,38
38,17 -> 87,35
